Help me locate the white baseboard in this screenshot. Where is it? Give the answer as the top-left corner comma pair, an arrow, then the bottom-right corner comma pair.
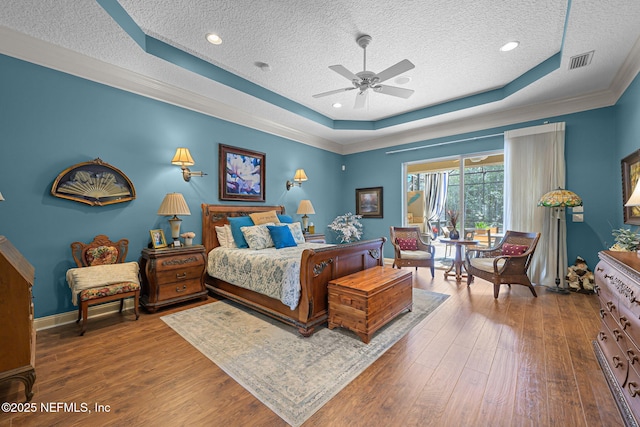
34,299 -> 136,331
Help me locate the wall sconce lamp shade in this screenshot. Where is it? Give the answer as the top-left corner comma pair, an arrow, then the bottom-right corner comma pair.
172,148 -> 207,182
537,187 -> 582,295
157,193 -> 191,245
0,192 -> 4,201
297,199 -> 315,231
626,181 -> 640,206
286,169 -> 308,190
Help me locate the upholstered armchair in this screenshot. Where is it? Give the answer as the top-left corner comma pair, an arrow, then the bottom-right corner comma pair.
389,226 -> 435,277
67,235 -> 140,335
464,230 -> 540,298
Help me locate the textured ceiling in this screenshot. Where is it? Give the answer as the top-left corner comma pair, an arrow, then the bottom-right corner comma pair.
1,0 -> 640,153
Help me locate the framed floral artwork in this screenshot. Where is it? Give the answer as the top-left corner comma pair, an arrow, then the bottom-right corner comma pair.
219,144 -> 265,202
356,186 -> 383,218
622,149 -> 640,225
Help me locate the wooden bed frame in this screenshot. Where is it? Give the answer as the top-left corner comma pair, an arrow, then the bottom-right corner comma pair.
201,204 -> 386,336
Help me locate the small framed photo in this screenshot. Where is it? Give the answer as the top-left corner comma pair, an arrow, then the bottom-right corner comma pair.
219,144 -> 265,202
622,149 -> 640,225
149,229 -> 168,249
356,187 -> 383,218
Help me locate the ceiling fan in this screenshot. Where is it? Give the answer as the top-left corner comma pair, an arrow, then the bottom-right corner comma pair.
312,34 -> 415,109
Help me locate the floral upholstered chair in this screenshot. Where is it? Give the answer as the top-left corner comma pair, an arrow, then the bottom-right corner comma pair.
464,230 -> 540,298
67,235 -> 140,335
389,226 -> 435,278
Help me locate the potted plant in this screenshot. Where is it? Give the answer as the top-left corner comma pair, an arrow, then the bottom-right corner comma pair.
329,213 -> 363,243
181,231 -> 196,246
610,228 -> 640,251
447,209 -> 460,239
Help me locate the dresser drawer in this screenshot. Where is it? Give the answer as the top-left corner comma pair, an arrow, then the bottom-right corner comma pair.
597,325 -> 629,387
158,279 -> 203,301
156,265 -> 203,285
156,253 -> 204,272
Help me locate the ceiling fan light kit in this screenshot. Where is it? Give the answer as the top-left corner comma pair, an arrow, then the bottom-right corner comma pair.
313,34 -> 415,109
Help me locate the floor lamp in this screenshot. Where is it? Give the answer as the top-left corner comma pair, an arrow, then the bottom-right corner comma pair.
538,187 -> 582,294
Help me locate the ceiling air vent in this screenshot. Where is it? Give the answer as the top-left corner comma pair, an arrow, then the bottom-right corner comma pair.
568,51 -> 594,70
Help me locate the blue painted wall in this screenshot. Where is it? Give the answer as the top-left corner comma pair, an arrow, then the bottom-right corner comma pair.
0,54 -> 342,318
2,50 -> 639,319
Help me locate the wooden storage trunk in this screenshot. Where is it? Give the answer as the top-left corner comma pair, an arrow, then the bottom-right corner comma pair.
328,266 -> 412,343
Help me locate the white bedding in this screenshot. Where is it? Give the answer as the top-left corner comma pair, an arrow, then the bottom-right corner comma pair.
207,242 -> 332,310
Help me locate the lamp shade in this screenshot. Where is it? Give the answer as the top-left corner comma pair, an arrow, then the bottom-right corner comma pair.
293,169 -> 308,183
537,188 -> 582,208
626,181 -> 640,206
157,193 -> 191,216
0,192 -> 4,201
297,199 -> 315,215
171,148 -> 195,166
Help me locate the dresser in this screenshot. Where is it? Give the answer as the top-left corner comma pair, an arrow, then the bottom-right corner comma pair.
595,250 -> 640,427
0,236 -> 36,401
139,245 -> 208,312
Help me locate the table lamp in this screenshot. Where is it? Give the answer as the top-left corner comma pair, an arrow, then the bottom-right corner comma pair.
297,200 -> 315,232
157,193 -> 191,246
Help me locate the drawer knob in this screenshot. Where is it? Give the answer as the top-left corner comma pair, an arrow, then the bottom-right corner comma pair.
629,382 -> 640,397
600,309 -> 606,319
606,301 -> 616,312
176,272 -> 188,280
621,316 -> 632,330
614,329 -> 624,341
613,356 -> 623,368
628,350 -> 639,364
594,285 -> 600,295
605,273 -> 613,280
176,285 -> 187,293
599,331 -> 608,341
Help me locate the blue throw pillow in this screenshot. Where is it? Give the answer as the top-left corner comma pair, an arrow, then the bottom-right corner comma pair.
277,214 -> 294,224
228,216 -> 254,248
267,225 -> 297,249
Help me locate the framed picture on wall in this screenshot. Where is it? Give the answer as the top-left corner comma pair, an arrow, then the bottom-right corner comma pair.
356,187 -> 383,218
219,144 -> 265,202
622,149 -> 640,225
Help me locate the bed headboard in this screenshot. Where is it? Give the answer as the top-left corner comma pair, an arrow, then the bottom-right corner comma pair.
201,204 -> 285,254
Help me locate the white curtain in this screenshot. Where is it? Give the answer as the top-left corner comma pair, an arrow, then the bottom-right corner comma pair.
504,122 -> 566,286
425,172 -> 448,229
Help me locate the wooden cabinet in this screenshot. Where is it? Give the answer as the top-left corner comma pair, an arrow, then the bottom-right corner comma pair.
594,250 -> 640,426
139,245 -> 207,313
0,236 -> 36,401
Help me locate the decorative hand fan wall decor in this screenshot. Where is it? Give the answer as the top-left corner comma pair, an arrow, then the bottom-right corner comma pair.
312,34 -> 415,109
51,158 -> 136,206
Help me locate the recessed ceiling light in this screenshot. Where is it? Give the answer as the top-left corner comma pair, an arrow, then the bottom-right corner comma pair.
332,103 -> 342,108
206,33 -> 222,45
500,41 -> 519,52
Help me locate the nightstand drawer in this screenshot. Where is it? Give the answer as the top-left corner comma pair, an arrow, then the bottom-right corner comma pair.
156,253 -> 204,271
158,279 -> 203,301
156,265 -> 203,284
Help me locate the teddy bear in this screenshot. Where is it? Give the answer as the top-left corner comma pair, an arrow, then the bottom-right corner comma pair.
566,256 -> 595,293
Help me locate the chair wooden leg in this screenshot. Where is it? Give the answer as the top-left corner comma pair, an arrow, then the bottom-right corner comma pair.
119,298 -> 125,313
76,303 -> 82,323
430,264 -> 435,278
493,284 -> 500,298
133,292 -> 140,320
80,301 -> 88,336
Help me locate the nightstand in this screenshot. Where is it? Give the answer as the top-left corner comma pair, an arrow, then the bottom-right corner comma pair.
304,233 -> 326,243
139,245 -> 208,313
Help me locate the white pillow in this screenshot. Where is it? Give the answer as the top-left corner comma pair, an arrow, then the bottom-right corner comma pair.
215,224 -> 237,248
287,222 -> 306,244
241,223 -> 275,250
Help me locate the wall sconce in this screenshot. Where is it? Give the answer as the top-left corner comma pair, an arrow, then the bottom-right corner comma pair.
171,148 -> 207,182
157,193 -> 191,246
286,169 -> 308,190
0,192 -> 4,201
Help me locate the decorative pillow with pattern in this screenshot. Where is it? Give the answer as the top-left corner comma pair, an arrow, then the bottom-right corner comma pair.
215,224 -> 237,248
287,222 -> 306,244
249,210 -> 280,225
241,223 -> 275,250
85,245 -> 119,265
501,243 -> 529,255
396,238 -> 418,251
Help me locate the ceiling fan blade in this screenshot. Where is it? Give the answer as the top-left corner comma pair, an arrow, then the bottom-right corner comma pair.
354,90 -> 368,109
374,84 -> 414,99
312,87 -> 356,98
329,65 -> 359,81
375,59 -> 415,83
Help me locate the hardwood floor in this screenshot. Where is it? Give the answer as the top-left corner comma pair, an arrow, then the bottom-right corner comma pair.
1,269 -> 624,426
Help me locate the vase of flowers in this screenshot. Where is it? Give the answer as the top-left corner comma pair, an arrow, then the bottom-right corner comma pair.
447,209 -> 460,239
181,231 -> 195,246
329,213 -> 363,243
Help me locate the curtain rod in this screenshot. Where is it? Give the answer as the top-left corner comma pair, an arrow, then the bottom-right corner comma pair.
385,132 -> 504,155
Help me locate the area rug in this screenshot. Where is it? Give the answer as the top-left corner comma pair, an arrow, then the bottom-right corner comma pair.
161,288 -> 449,426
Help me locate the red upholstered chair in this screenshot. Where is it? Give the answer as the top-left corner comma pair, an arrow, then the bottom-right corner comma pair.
464,230 -> 540,298
389,226 -> 435,277
67,235 -> 140,335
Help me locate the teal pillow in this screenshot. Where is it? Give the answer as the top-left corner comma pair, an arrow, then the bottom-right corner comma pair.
277,214 -> 294,223
228,216 -> 254,248
267,225 -> 297,249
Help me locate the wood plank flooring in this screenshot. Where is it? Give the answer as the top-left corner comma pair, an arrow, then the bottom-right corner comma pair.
0,269 -> 625,426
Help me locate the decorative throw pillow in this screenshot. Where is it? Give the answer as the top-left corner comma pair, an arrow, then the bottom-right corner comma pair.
85,246 -> 119,266
228,216 -> 254,249
267,225 -> 297,249
241,224 -> 275,250
287,222 -> 306,244
502,243 -> 528,255
277,214 -> 294,224
396,238 -> 418,251
215,225 -> 237,248
249,210 -> 280,225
